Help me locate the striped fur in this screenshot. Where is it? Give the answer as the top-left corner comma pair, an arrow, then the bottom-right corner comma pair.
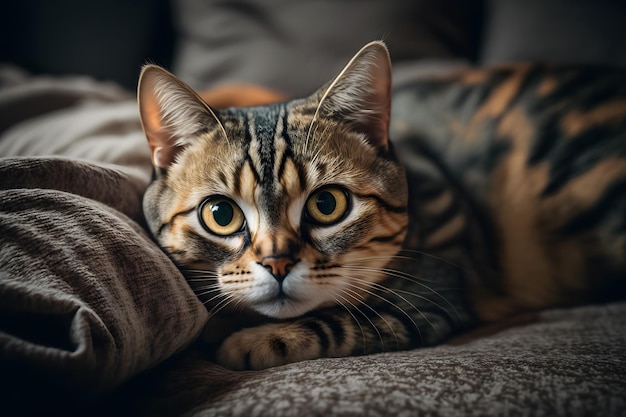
392,63 -> 626,321
139,42 -> 626,370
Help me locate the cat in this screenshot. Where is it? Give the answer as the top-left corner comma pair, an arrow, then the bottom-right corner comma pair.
138,41 -> 626,370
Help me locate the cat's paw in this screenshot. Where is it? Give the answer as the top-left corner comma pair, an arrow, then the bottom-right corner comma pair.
215,322 -> 322,370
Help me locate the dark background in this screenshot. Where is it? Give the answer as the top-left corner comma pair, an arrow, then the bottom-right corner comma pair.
1,0 -> 625,91
0,0 -> 174,89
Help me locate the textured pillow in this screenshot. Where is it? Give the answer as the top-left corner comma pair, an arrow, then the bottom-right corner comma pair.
0,157 -> 208,415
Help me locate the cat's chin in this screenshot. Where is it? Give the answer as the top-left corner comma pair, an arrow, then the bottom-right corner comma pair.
252,297 -> 327,319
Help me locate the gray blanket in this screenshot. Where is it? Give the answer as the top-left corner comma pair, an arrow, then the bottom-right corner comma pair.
128,302 -> 626,417
1,68 -> 625,417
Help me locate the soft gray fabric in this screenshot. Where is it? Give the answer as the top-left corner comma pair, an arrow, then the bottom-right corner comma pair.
119,301 -> 626,417
0,158 -> 209,415
0,68 -> 209,414
0,65 -> 152,189
173,0 -> 474,97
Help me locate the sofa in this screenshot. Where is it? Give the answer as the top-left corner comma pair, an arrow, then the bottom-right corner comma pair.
1,1 -> 625,416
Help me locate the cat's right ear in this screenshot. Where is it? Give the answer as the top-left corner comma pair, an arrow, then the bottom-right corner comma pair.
312,41 -> 392,150
137,65 -> 225,169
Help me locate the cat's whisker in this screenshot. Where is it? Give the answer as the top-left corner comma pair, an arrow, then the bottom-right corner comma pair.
342,265 -> 461,314
207,293 -> 236,317
228,296 -> 247,314
347,276 -> 445,341
396,249 -> 466,271
182,270 -> 220,277
332,291 -> 384,353
190,280 -> 221,288
183,276 -> 220,282
330,294 -> 367,352
202,288 -> 232,307
181,267 -> 219,273
341,279 -> 423,344
347,250 -> 466,276
341,264 -> 465,325
186,277 -> 219,283
346,252 -> 464,272
184,272 -> 220,277
341,266 -> 454,307
208,300 -> 235,319
342,263 -> 444,288
342,260 -> 453,285
338,287 -> 394,352
192,285 -> 223,297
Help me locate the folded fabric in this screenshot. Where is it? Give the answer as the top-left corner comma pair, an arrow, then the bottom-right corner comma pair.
0,157 -> 208,415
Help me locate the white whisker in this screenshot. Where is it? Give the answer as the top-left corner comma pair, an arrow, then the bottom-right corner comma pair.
342,280 -> 422,344
339,287 -> 392,351
334,291 -> 382,352
342,265 -> 464,325
193,286 -> 223,297
185,276 -> 220,281
185,272 -> 218,276
348,278 -> 434,340
343,259 -> 452,285
207,293 -> 236,317
347,249 -> 466,275
398,249 -> 465,271
202,289 -> 230,307
343,267 -> 450,308
330,294 -> 366,351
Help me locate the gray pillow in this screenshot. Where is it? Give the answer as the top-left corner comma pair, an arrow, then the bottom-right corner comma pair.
172,0 -> 475,97
0,157 -> 208,415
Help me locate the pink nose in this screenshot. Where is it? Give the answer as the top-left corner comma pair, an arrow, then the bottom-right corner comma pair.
260,256 -> 297,282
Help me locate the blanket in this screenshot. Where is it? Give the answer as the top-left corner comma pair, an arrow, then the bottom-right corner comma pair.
0,158 -> 209,415
1,67 -> 625,417
121,302 -> 626,417
0,68 -> 208,415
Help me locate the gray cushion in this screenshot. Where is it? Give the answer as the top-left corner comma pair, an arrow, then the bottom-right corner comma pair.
0,157 -> 208,415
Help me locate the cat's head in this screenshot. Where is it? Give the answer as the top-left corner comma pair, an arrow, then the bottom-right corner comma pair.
138,41 -> 408,319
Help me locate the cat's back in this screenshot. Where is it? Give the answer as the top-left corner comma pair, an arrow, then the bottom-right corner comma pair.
391,64 -> 626,174
391,64 -> 626,321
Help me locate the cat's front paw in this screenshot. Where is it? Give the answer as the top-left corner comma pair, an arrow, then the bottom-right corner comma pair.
215,322 -> 322,370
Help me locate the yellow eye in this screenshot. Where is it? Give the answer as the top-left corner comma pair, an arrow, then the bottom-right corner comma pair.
305,187 -> 350,225
199,197 -> 245,236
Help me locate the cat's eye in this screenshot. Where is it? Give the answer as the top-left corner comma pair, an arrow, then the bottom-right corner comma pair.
305,187 -> 350,225
198,196 -> 245,236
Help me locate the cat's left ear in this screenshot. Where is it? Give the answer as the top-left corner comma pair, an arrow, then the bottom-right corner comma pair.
316,41 -> 392,149
137,65 -> 225,169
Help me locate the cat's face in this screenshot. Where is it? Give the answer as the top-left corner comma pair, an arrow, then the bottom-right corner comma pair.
139,42 -> 408,319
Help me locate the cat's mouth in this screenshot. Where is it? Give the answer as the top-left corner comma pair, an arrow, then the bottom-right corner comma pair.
253,297 -> 302,319
251,289 -> 322,319
237,262 -> 319,318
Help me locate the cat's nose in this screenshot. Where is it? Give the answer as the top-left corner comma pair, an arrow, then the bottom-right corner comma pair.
260,256 -> 298,283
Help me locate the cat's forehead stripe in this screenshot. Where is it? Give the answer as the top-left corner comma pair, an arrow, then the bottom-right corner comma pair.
239,103 -> 305,223
272,106 -> 288,186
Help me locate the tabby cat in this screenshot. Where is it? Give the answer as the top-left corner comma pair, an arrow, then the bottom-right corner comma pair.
138,41 -> 626,370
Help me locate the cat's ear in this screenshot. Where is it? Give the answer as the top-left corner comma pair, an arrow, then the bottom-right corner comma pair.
137,65 -> 225,169
316,41 -> 392,149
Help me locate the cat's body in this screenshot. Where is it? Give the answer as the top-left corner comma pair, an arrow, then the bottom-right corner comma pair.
391,64 -> 626,322
138,42 -> 626,370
